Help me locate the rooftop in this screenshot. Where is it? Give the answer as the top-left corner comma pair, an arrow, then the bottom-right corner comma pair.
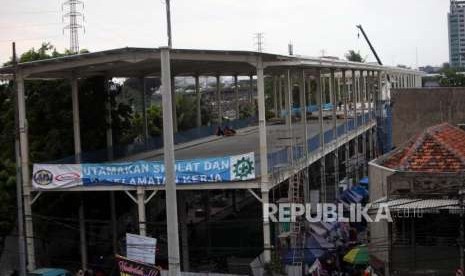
382,123 -> 465,172
0,47 -> 421,80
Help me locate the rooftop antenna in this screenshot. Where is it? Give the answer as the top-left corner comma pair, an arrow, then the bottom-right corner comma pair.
62,0 -> 85,54
254,32 -> 264,52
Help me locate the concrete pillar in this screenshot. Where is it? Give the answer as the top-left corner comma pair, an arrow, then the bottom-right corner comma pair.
110,192 -> 118,255
103,79 -> 119,258
142,78 -> 149,143
374,71 -> 382,157
330,70 -> 337,140
352,71 -> 359,184
300,70 -> 308,156
342,70 -> 348,134
273,75 -> 278,118
316,71 -> 324,149
79,202 -> 87,271
249,74 -> 254,105
160,47 -> 181,275
71,78 -> 81,162
369,128 -> 374,160
216,75 -> 222,125
72,78 -> 88,271
345,142 -> 350,187
330,70 -> 339,199
285,71 -> 292,130
234,75 -> 239,120
17,75 -> 36,271
256,57 -> 271,263
361,71 -> 366,125
321,75 -> 326,104
105,79 -> 114,161
278,76 -> 283,116
354,136 -> 360,184
320,157 -> 327,203
367,71 -> 373,122
179,192 -> 190,271
362,132 -> 367,176
137,187 -> 146,236
195,75 -> 201,127
336,77 -> 343,111
171,77 -> 178,133
329,74 -> 334,105
352,70 -> 357,129
286,70 -> 295,163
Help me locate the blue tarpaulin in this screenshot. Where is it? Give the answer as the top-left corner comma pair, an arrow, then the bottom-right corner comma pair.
359,177 -> 369,188
340,185 -> 368,203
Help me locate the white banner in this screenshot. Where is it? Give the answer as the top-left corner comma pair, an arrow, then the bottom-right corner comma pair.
126,233 -> 157,265
32,152 -> 256,189
32,164 -> 82,189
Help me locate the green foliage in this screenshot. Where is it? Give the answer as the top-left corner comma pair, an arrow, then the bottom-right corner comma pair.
345,50 -> 365,62
130,105 -> 163,141
439,68 -> 465,87
0,44 -> 136,243
0,83 -> 16,237
239,103 -> 255,119
176,94 -> 197,131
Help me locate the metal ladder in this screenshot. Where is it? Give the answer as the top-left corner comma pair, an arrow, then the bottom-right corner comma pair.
289,171 -> 305,266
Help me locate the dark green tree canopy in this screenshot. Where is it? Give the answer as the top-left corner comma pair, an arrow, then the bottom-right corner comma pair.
345,50 -> 365,63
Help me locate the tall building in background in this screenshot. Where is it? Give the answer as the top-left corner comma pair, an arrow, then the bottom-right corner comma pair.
448,0 -> 465,68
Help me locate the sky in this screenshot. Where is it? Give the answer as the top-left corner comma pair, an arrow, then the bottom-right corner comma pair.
0,0 -> 450,68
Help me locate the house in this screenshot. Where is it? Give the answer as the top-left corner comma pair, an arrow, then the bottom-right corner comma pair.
368,123 -> 465,275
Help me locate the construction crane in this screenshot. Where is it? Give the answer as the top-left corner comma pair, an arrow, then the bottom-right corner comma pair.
356,24 -> 393,154
356,24 -> 383,66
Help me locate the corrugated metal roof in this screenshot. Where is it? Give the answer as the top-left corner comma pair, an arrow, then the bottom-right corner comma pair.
371,197 -> 460,213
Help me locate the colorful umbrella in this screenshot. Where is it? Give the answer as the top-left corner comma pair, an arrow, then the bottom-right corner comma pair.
343,245 -> 369,265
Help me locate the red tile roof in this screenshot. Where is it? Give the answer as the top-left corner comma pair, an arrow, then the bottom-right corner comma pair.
383,123 -> 465,172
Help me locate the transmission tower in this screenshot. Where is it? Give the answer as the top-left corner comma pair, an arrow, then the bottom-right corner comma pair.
254,33 -> 264,53
63,0 -> 84,54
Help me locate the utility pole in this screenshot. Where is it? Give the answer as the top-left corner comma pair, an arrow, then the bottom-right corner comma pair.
165,0 -> 173,48
12,42 -> 27,276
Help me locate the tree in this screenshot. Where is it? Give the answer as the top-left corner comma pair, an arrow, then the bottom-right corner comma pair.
439,67 -> 465,87
345,50 -> 365,62
0,43 -> 135,248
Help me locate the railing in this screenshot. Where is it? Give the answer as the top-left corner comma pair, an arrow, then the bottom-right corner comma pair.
266,113 -> 374,179
50,116 -> 257,164
267,113 -> 374,175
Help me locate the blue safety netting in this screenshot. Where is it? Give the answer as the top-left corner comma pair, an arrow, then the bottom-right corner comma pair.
268,113 -> 373,174
50,116 -> 257,164
281,103 -> 335,117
